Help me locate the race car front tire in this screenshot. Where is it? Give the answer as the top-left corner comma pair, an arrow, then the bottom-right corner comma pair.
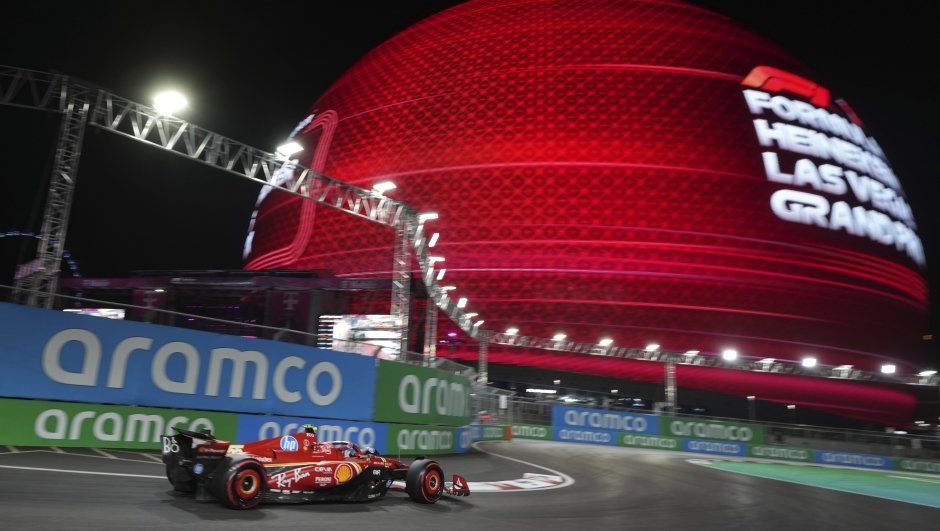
212,457 -> 266,510
405,459 -> 444,504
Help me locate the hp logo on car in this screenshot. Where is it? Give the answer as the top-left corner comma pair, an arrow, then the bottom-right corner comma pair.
280,435 -> 299,451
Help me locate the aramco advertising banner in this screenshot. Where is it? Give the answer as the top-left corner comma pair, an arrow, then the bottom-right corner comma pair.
747,445 -> 812,462
0,397 -> 238,449
511,424 -> 552,440
371,360 -> 471,426
660,416 -> 765,444
235,414 -> 388,454
385,424 -> 460,455
896,459 -> 940,475
552,406 -> 660,446
0,303 -> 377,420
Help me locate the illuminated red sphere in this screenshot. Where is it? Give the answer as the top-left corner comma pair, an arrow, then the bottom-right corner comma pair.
246,0 -> 926,373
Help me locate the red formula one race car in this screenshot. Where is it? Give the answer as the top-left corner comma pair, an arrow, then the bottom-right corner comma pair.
161,425 -> 469,510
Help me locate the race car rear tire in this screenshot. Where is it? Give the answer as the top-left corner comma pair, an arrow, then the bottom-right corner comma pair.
212,457 -> 266,510
405,459 -> 444,504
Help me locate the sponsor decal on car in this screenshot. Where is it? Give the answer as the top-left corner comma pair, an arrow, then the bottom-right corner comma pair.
335,463 -> 358,483
314,466 -> 333,472
273,468 -> 310,488
280,435 -> 299,451
193,463 -> 204,474
197,446 -> 226,454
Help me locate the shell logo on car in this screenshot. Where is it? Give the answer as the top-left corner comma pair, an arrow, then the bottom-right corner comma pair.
334,462 -> 360,483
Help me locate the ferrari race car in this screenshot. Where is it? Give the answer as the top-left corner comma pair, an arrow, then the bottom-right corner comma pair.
161,425 -> 470,509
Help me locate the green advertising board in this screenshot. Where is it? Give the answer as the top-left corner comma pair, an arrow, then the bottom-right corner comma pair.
896,458 -> 940,475
661,416 -> 764,444
511,424 -> 552,440
747,444 -> 813,462
372,360 -> 471,426
619,433 -> 681,450
385,424 -> 459,455
0,397 -> 239,449
480,424 -> 508,440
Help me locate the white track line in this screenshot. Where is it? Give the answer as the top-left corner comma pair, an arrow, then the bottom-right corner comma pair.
91,448 -> 117,459
49,447 -> 66,454
889,475 -> 940,485
32,450 -> 162,464
5,446 -> 20,453
141,453 -> 164,463
470,441 -> 575,491
0,464 -> 164,479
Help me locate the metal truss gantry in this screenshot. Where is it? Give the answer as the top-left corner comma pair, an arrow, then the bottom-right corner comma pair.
478,331 -> 940,387
0,65 -> 479,348
2,65 -> 937,389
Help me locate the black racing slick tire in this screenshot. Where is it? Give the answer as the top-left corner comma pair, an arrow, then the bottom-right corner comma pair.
406,459 -> 444,504
212,457 -> 266,510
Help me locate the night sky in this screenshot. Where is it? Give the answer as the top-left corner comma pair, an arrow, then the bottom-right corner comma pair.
1,1 -> 937,367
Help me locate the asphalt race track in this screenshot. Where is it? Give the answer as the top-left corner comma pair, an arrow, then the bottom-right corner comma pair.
0,440 -> 936,530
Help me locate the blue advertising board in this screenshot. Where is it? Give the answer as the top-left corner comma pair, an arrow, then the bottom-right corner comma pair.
682,439 -> 745,456
814,450 -> 893,470
552,405 -> 659,446
456,425 -> 481,453
236,414 -> 388,454
0,303 -> 376,420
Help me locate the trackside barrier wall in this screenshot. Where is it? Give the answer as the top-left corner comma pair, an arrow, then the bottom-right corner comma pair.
546,406 -> 940,473
372,360 -> 472,426
0,397 -> 239,448
0,396 -> 484,456
0,303 -> 470,424
0,303 -> 376,419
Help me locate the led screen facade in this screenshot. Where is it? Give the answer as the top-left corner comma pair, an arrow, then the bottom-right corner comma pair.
245,0 -> 926,373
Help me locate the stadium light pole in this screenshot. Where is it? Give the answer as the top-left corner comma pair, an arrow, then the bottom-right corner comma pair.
665,353 -> 677,413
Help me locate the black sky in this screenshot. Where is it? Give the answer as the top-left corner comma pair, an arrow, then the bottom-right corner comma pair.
1,1 -> 938,367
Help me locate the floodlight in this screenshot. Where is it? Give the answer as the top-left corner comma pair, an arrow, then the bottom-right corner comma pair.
722,349 -> 738,360
457,297 -> 467,308
419,213 -> 439,221
154,91 -> 187,114
599,339 -> 613,347
919,370 -> 937,376
276,141 -> 303,157
645,344 -> 660,351
881,365 -> 896,374
553,334 -> 567,340
464,313 -> 478,318
372,181 -> 396,193
429,256 -> 445,263
473,320 -> 484,327
787,405 -> 796,409
685,350 -> 699,356
428,233 -> 440,247
802,358 -> 817,367
441,286 -> 456,291
154,289 -> 165,293
436,268 -> 446,280
505,328 -> 518,335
